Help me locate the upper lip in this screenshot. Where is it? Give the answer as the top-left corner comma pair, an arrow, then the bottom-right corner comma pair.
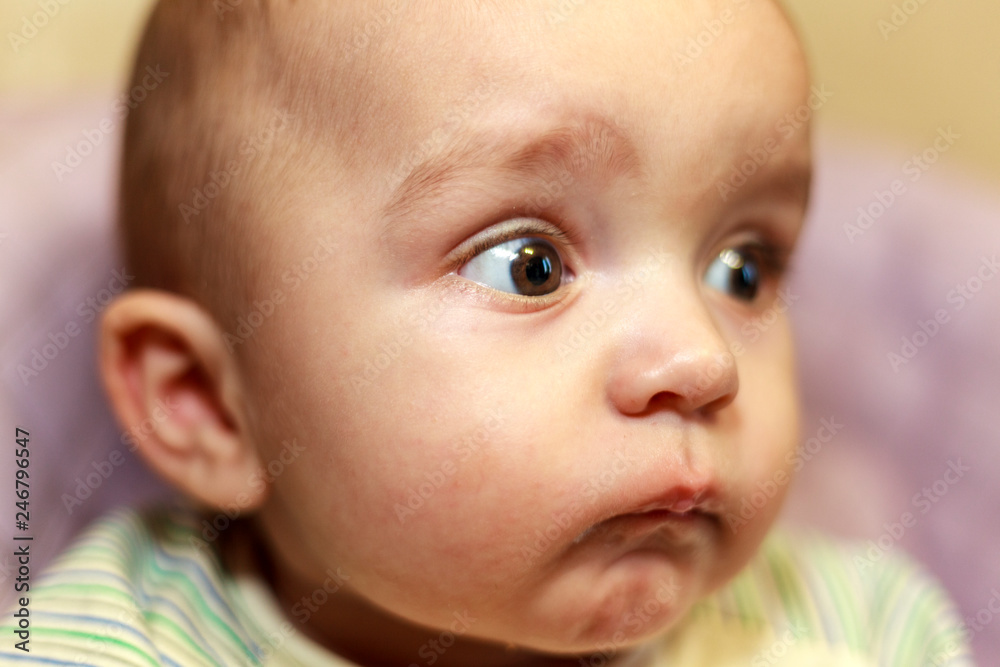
628,485 -> 722,517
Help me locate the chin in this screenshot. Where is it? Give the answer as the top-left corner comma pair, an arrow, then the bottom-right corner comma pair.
506,618 -> 679,662
505,576 -> 696,658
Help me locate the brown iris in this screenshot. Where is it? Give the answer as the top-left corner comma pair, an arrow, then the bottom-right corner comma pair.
510,240 -> 562,296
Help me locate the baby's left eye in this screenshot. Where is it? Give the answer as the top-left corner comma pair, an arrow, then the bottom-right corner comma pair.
459,237 -> 564,297
703,245 -> 766,302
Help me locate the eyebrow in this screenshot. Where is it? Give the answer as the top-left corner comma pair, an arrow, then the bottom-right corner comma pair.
381,116 -> 645,231
757,158 -> 813,209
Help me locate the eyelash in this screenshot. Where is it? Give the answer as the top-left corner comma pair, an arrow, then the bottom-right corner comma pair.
452,219 -> 793,307
739,238 -> 791,280
452,219 -> 583,274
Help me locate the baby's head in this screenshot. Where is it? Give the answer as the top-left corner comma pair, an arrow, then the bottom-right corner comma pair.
104,0 -> 812,661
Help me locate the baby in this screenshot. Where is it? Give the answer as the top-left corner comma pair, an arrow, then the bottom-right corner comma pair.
6,0 -> 974,665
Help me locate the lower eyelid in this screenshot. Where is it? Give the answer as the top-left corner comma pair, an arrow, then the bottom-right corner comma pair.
442,273 -> 571,313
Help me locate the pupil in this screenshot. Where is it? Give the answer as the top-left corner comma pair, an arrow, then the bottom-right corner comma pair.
525,256 -> 552,286
733,262 -> 759,300
511,241 -> 562,296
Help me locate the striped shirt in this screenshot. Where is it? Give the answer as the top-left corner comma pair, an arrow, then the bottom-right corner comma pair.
1,507 -> 974,666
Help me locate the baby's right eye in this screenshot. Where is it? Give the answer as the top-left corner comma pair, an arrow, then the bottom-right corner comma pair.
459,237 -> 565,297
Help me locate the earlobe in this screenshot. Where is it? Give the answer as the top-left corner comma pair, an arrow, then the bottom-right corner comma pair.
100,289 -> 267,512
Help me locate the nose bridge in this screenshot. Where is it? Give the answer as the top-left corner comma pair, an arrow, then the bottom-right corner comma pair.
632,255 -> 729,355
605,266 -> 738,417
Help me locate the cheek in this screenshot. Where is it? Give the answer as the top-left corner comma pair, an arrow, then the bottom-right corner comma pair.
253,292 -> 585,588
740,314 -> 799,447
357,335 -> 577,542
721,320 -> 800,552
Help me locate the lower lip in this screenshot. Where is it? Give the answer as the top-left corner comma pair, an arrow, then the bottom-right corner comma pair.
572,509 -> 716,552
627,510 -> 703,523
608,509 -> 710,537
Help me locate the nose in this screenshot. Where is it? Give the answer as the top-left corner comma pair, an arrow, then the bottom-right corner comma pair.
606,299 -> 738,418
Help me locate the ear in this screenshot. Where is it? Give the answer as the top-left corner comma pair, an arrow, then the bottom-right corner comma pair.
99,289 -> 267,512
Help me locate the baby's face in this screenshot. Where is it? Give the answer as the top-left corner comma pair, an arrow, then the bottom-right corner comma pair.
239,0 -> 811,659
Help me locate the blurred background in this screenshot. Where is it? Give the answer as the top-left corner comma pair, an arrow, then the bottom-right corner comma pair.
2,0 -> 998,664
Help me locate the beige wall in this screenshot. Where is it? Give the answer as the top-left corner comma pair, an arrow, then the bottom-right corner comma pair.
784,0 -> 1000,187
0,1 -> 153,95
2,1 -> 998,186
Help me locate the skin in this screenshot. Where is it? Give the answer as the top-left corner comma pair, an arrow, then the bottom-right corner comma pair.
102,1 -> 813,665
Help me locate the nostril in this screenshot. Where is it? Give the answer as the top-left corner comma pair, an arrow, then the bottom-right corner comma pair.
698,381 -> 738,414
637,391 -> 685,417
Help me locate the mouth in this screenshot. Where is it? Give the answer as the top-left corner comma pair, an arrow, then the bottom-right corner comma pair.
609,507 -> 718,539
574,486 -> 724,548
618,488 -> 721,531
629,486 -> 724,518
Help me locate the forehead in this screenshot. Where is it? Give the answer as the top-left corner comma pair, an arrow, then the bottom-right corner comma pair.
274,0 -> 809,211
